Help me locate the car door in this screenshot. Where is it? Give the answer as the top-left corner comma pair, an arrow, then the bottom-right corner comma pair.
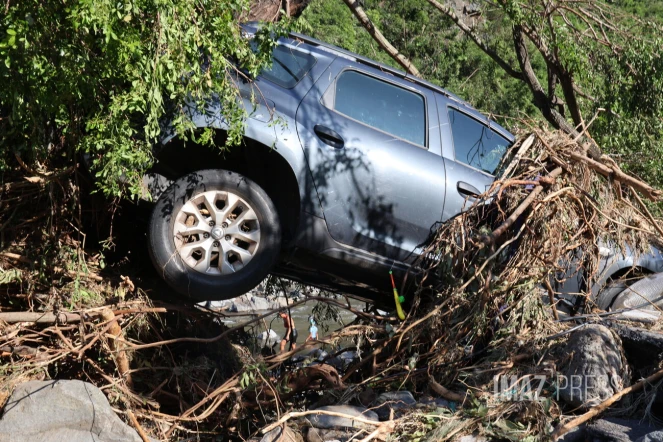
437,100 -> 512,221
295,60 -> 447,262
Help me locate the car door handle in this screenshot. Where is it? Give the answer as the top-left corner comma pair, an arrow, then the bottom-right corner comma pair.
314,125 -> 344,149
457,181 -> 481,198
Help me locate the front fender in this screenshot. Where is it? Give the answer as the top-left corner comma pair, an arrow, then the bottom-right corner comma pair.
160,96 -> 323,218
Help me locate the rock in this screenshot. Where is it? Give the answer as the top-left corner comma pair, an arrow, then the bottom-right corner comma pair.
258,329 -> 281,348
0,380 -> 151,442
637,431 -> 663,442
458,436 -> 488,442
261,425 -> 303,442
325,351 -> 357,372
557,324 -> 628,409
586,418 -> 662,442
557,418 -> 662,442
305,427 -> 354,442
372,391 -> 416,420
418,396 -> 451,409
306,405 -> 378,430
357,388 -> 376,407
608,322 -> 663,369
231,294 -> 273,312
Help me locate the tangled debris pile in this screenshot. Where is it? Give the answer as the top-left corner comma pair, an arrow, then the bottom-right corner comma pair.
1,127 -> 663,441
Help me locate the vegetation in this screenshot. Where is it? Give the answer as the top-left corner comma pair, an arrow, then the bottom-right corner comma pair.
301,0 -> 663,196
0,0 -> 282,198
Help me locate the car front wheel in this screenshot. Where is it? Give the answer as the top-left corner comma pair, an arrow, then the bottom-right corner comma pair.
148,169 -> 281,301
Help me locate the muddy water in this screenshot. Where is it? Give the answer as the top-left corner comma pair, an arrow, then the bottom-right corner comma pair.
220,299 -> 360,343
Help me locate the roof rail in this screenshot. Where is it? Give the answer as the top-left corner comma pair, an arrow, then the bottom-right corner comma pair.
287,31 -> 466,105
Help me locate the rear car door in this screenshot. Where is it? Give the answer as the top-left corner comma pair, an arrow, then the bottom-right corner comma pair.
437,100 -> 512,221
296,60 -> 447,262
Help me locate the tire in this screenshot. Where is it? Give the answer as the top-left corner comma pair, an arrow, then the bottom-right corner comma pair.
595,270 -> 650,310
148,169 -> 281,301
595,280 -> 628,310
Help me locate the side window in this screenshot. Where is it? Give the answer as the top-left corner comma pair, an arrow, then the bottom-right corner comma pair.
260,46 -> 316,89
332,70 -> 426,147
448,108 -> 510,175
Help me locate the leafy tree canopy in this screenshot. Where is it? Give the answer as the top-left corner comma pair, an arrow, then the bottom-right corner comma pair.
1,0 -> 282,197
301,0 -> 663,194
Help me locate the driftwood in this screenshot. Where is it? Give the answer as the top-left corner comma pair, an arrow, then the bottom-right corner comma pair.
0,311 -> 83,324
262,409 -> 386,434
99,309 -> 132,387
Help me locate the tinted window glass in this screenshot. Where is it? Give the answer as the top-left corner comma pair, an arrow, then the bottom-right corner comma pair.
448,108 -> 509,175
260,46 -> 316,89
333,70 -> 426,146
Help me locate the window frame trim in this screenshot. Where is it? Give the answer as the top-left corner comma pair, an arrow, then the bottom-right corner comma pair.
322,67 -> 429,149
446,105 -> 509,177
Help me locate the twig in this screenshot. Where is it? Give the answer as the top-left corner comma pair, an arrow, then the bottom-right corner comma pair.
0,312 -> 83,324
428,376 -> 468,404
630,188 -> 663,239
262,409 -> 384,434
567,151 -> 661,201
552,367 -> 663,439
127,409 -> 151,442
483,167 -> 563,246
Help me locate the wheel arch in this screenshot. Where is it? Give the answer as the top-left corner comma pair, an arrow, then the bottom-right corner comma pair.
151,129 -> 303,243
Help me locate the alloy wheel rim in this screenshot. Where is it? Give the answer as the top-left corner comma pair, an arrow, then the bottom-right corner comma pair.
173,190 -> 261,275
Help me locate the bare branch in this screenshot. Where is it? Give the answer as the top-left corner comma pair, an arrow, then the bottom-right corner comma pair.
425,0 -> 524,81
341,0 -> 421,77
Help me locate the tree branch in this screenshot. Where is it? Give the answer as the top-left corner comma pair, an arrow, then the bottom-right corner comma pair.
426,0 -> 524,80
512,25 -> 580,137
341,0 -> 421,77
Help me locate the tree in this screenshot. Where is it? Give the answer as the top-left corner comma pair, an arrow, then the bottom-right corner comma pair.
325,0 -> 663,191
0,0 -> 282,198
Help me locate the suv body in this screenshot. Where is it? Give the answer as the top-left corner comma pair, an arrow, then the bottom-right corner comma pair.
147,25 -> 662,305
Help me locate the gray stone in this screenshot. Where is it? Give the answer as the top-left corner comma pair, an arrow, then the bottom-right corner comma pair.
258,329 -> 282,348
418,396 -> 451,409
261,425 -> 303,442
586,418 -> 661,442
608,322 -> 663,368
0,380 -> 149,442
458,436 -> 488,442
557,325 -> 628,409
372,391 -> 416,420
305,427 -> 354,442
306,405 -> 379,430
637,431 -> 663,442
558,418 -> 663,442
228,293 -> 288,312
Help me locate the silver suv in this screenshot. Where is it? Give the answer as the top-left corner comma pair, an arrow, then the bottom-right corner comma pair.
146,25 -> 661,307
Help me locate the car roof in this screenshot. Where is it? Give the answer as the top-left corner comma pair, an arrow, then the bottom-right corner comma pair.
242,22 -> 514,143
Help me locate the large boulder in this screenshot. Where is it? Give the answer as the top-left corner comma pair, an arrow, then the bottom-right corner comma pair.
557,324 -> 628,409
306,405 -> 378,430
0,380 -> 150,442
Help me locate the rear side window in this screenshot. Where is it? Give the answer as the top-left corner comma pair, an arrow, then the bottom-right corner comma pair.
448,108 -> 510,175
260,46 -> 316,89
332,70 -> 426,147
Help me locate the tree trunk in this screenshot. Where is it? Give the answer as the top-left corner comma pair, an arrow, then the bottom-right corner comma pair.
341,0 -> 421,77
512,26 -> 579,138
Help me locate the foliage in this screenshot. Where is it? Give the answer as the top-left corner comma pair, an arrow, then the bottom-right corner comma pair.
300,0 -> 538,122
0,0 -> 283,198
301,0 -> 663,199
